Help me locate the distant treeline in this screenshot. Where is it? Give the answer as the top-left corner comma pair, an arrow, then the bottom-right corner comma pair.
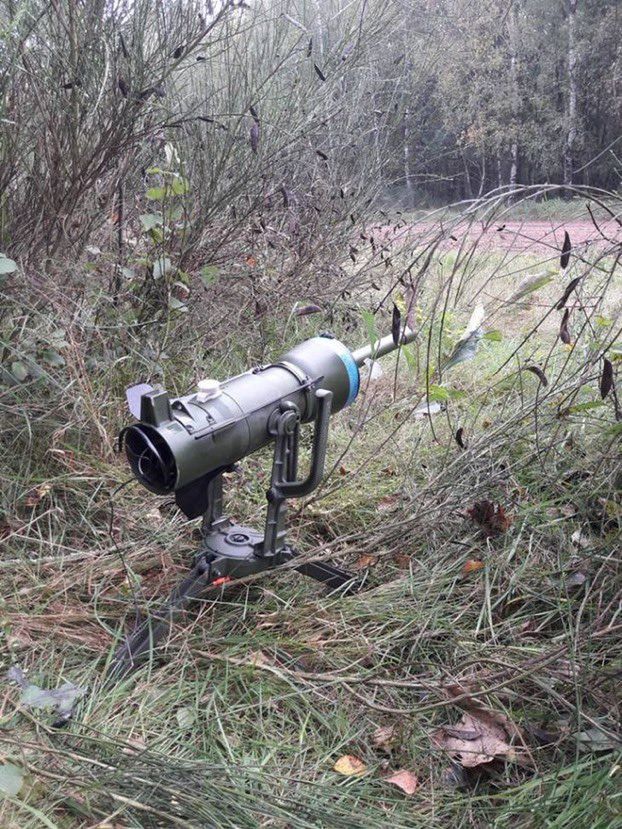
1,0 -> 620,265
382,0 -> 621,204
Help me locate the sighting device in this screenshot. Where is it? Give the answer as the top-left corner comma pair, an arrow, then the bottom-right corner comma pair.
111,328 -> 414,679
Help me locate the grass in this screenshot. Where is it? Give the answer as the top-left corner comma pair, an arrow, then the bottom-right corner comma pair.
1,199 -> 621,827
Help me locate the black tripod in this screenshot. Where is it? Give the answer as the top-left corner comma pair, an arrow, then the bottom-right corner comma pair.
108,389 -> 361,681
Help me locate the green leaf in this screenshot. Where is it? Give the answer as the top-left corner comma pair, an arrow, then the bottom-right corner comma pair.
11,361 -> 29,382
508,272 -> 552,303
0,255 -> 18,275
446,387 -> 466,399
41,349 -> 65,367
361,309 -> 377,349
0,763 -> 24,797
427,384 -> 450,402
444,330 -> 481,370
567,400 -> 605,413
153,257 -> 172,279
146,186 -> 166,201
140,213 -> 162,231
200,265 -> 219,286
483,329 -> 503,342
401,346 -> 417,371
171,176 -> 189,196
176,707 -> 196,729
146,166 -> 163,175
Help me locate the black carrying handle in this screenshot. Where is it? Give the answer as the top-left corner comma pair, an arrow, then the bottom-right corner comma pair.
279,389 -> 332,498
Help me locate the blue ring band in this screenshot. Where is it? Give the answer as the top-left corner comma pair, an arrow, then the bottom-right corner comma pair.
328,339 -> 360,406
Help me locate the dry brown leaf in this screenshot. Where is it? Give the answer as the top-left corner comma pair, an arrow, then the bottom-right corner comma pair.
23,483 -> 52,507
372,725 -> 397,753
467,500 -> 512,537
354,554 -> 378,571
393,554 -> 411,570
444,685 -> 522,737
432,711 -> 516,768
247,650 -> 270,667
378,494 -> 399,512
333,754 -> 367,776
385,769 -> 418,795
463,559 -> 484,575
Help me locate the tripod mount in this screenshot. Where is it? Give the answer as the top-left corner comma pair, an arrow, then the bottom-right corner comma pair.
109,389 -> 361,680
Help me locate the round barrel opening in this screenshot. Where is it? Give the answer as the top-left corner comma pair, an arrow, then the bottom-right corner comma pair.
124,424 -> 177,493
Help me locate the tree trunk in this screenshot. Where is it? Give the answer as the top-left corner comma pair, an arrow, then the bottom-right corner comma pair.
508,3 -> 520,189
462,151 -> 474,199
564,0 -> 578,191
403,107 -> 414,208
477,154 -> 486,197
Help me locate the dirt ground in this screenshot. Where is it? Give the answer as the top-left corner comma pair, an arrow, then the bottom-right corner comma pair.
375,217 -> 622,256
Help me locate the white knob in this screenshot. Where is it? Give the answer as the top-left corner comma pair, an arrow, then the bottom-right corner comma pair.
196,378 -> 221,403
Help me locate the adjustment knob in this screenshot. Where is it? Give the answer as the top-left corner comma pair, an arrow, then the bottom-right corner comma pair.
196,378 -> 221,403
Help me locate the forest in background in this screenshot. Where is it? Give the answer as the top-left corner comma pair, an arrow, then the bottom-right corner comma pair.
1,0 -> 621,270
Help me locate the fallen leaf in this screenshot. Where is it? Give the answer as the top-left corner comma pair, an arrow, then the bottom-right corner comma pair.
372,724 -> 397,753
247,650 -> 270,667
121,736 -> 148,755
246,255 -> 257,268
385,769 -> 418,795
413,400 -> 442,418
576,725 -> 622,752
571,529 -> 590,549
295,303 -> 322,316
8,665 -> 85,720
466,501 -> 512,537
333,755 -> 367,776
432,711 -> 516,768
354,554 -> 378,570
564,571 -> 587,589
463,559 -> 484,575
393,554 -> 411,569
378,494 -> 399,512
23,483 -> 52,507
145,508 -> 163,526
0,763 -> 24,797
176,707 -> 196,729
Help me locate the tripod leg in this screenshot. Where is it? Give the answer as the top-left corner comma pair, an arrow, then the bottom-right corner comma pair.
295,559 -> 365,593
106,560 -> 227,683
